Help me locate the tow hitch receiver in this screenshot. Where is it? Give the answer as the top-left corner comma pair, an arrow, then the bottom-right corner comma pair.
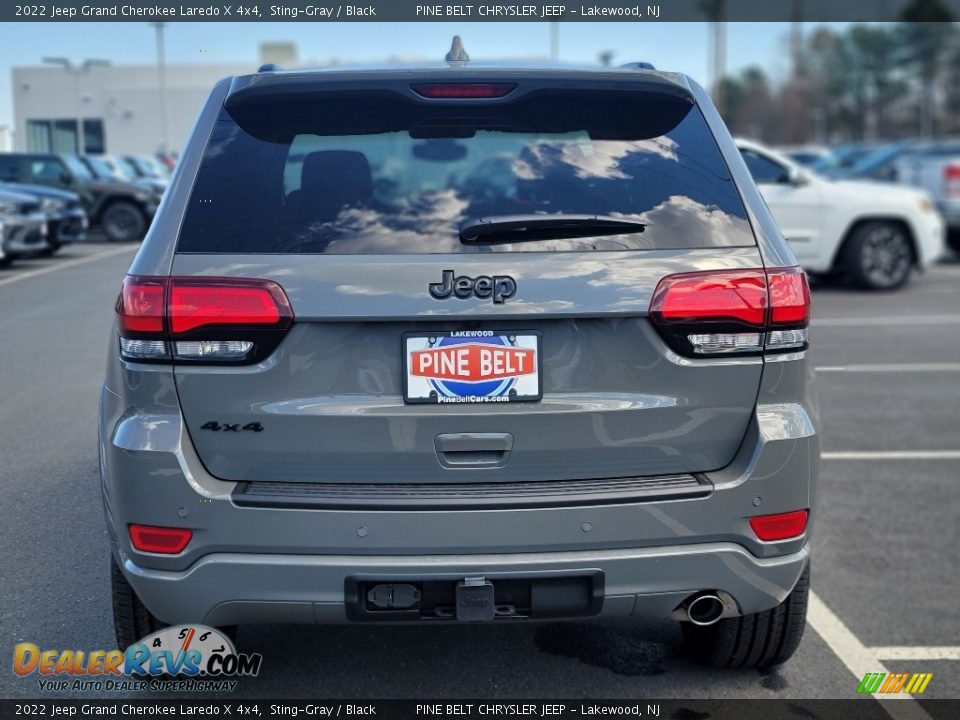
456,577 -> 496,621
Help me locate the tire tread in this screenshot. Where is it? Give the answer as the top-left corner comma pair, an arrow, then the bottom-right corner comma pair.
682,565 -> 810,669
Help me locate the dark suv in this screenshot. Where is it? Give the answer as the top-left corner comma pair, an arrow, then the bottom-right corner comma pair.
102,54 -> 818,668
0,152 -> 160,242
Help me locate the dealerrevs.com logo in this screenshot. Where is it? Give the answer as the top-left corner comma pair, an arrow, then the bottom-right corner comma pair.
13,625 -> 262,692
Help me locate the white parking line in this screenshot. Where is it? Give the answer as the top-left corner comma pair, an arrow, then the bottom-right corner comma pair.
813,314 -> 960,327
872,647 -> 960,661
808,592 -> 934,719
817,363 -> 960,373
0,245 -> 137,288
822,451 -> 960,460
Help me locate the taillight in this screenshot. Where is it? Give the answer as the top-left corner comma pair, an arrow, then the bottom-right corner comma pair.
116,276 -> 293,363
411,83 -> 516,99
649,266 -> 810,357
943,164 -> 960,199
749,510 -> 809,541
128,524 -> 192,554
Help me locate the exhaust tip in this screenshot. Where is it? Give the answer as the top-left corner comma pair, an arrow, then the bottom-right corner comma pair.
686,593 -> 725,626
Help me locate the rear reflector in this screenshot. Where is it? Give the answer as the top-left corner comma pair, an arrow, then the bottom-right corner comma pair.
129,524 -> 192,554
649,267 -> 810,357
116,276 -> 293,363
411,83 -> 517,99
749,510 -> 809,541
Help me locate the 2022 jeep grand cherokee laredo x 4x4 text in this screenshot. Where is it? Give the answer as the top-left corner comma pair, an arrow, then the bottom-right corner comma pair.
101,56 -> 818,668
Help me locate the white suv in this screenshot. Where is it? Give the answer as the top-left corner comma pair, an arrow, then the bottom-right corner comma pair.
737,139 -> 945,289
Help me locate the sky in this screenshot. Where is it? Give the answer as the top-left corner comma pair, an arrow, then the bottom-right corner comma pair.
0,21 -> 850,129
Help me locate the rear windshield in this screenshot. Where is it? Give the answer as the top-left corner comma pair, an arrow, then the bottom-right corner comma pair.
177,86 -> 754,254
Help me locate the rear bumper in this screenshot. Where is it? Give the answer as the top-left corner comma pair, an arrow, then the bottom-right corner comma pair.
101,352 -> 818,626
916,208 -> 947,267
49,209 -> 88,244
936,201 -> 960,228
116,541 -> 809,626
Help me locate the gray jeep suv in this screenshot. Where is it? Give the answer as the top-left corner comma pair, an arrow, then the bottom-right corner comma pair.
101,57 -> 818,668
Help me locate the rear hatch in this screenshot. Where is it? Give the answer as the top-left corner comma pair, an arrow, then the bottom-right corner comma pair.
165,70 -> 765,484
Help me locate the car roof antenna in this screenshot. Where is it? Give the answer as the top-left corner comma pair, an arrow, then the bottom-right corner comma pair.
446,36 -> 470,65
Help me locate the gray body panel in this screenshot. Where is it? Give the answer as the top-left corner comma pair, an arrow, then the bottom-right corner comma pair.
101,348 -> 816,623
102,64 -> 818,625
171,248 -> 764,483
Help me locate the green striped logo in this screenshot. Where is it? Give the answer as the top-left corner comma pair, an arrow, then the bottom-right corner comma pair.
858,672 -> 933,694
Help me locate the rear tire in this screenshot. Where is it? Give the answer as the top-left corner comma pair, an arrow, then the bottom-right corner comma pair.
100,201 -> 147,243
111,555 -> 240,651
843,221 -> 913,290
682,564 -> 809,668
111,555 -> 163,651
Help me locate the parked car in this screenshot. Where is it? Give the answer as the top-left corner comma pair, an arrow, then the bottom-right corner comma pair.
80,154 -> 133,183
827,141 -> 932,182
0,188 -> 51,264
83,154 -> 170,203
120,154 -> 171,181
114,155 -> 169,196
103,55 -> 818,669
0,182 -> 88,255
890,141 -> 960,251
777,144 -> 830,167
155,152 -> 177,172
0,153 -> 160,242
738,139 -> 945,289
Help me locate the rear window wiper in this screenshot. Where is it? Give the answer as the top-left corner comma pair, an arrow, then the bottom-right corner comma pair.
459,214 -> 647,245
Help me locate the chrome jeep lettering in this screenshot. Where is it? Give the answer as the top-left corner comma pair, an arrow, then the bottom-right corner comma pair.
428,270 -> 517,304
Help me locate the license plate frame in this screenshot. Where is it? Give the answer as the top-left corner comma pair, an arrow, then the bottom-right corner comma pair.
402,330 -> 542,405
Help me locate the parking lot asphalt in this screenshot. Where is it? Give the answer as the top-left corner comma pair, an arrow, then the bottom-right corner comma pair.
0,243 -> 957,710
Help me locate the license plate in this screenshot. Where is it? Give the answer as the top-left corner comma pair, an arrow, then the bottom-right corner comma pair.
403,331 -> 541,404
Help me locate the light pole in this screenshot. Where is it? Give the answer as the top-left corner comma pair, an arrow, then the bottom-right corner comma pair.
550,22 -> 559,61
42,57 -> 110,155
701,0 -> 726,116
149,22 -> 169,154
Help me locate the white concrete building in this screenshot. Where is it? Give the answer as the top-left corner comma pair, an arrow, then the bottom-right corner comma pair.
11,61 -> 251,156
10,43 -> 547,156
10,42 -> 301,156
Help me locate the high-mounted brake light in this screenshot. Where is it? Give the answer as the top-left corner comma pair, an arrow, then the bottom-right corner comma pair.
129,524 -> 193,554
116,276 -> 293,363
411,83 -> 516,99
649,267 -> 810,357
749,510 -> 809,541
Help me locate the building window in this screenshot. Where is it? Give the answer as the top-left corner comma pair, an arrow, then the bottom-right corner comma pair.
25,118 -> 105,154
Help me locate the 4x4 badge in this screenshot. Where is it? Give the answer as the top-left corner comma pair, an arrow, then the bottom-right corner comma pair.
429,270 -> 517,304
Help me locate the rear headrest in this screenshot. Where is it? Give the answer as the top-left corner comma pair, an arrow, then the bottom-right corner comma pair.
300,150 -> 373,202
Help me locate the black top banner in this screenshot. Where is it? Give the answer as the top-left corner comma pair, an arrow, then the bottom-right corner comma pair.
5,0 -> 960,22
